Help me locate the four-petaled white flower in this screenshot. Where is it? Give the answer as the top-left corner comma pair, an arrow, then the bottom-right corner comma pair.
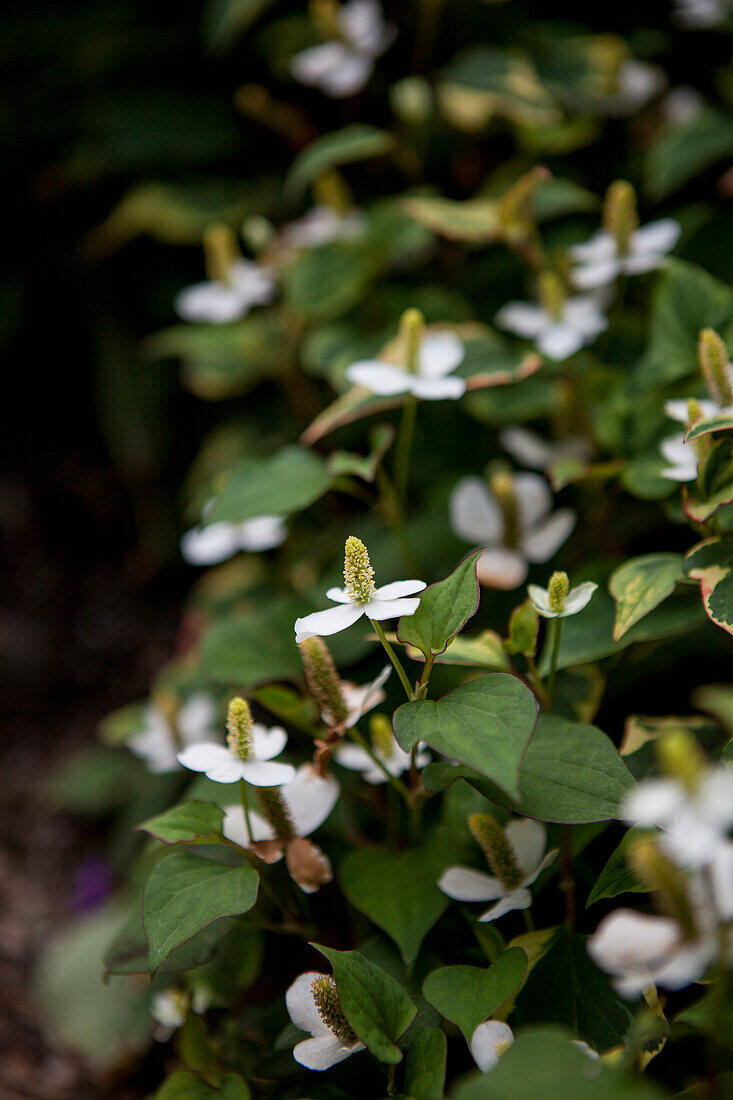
346,331 -> 467,400
624,766 -> 733,868
450,473 -> 576,590
286,972 -> 365,1070
295,579 -> 425,643
291,0 -> 396,98
439,818 -> 558,922
222,764 -> 340,851
570,219 -> 680,290
128,693 -> 219,774
280,206 -> 366,250
177,723 -> 295,786
470,1020 -> 514,1073
335,734 -> 430,785
499,427 -> 591,472
181,514 -> 286,566
175,259 -> 276,324
528,579 -> 597,619
495,295 -> 607,361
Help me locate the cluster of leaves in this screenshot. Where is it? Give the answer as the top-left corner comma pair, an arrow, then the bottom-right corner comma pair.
32,0 -> 733,1098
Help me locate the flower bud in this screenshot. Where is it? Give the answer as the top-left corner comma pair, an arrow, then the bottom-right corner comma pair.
548,570 -> 570,613
370,713 -> 396,759
655,728 -> 706,793
255,786 -> 295,840
390,76 -> 433,125
203,223 -> 239,284
227,697 -> 254,760
602,180 -> 638,255
488,468 -> 520,549
399,308 -> 425,373
628,838 -> 698,942
299,637 -> 349,728
286,837 -> 333,893
311,975 -> 358,1043
698,328 -> 733,407
343,536 -> 376,603
468,813 -> 523,890
538,272 -> 566,323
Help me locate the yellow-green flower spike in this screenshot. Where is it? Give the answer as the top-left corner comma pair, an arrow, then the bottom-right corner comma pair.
538,272 -> 566,323
488,469 -> 520,549
399,307 -> 425,373
628,838 -> 698,942
227,697 -> 254,760
314,170 -> 352,214
203,223 -> 239,285
548,571 -> 570,613
687,399 -> 713,464
299,637 -> 349,727
343,536 -> 376,604
311,975 -> 358,1044
468,813 -> 523,890
310,0 -> 341,39
255,787 -> 295,840
370,713 -> 396,759
655,728 -> 706,793
698,328 -> 733,407
603,180 -> 639,255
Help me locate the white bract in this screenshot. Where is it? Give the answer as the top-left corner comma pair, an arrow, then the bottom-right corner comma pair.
291,0 -> 396,98
674,0 -> 728,28
280,205 -> 366,250
495,295 -> 607,361
624,766 -> 733,868
346,331 -> 466,400
177,723 -> 295,786
570,219 -> 680,290
286,972 -> 365,1070
339,665 -> 391,729
175,259 -> 275,324
660,432 -> 699,482
335,737 -> 430,785
181,514 -> 286,565
499,427 -> 591,471
470,1021 -> 514,1073
596,60 -> 666,116
439,818 -> 558,922
222,765 -> 340,851
528,580 -> 598,619
128,693 -> 219,774
450,473 -> 576,590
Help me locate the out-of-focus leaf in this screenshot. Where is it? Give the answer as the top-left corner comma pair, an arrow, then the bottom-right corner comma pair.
440,46 -> 559,125
285,125 -> 394,198
586,828 -> 648,907
154,1072 -> 251,1099
203,0 -> 276,51
204,446 -> 332,525
645,109 -> 733,201
283,242 -> 373,320
402,196 -> 499,243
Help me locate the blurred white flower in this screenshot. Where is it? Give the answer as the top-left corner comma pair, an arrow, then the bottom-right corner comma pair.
624,766 -> 733,868
150,988 -> 189,1033
340,666 -> 391,729
450,473 -> 576,589
660,432 -> 698,481
175,259 -> 275,324
286,972 -> 365,1069
181,514 -> 286,566
177,723 -> 295,786
222,764 -> 340,851
495,294 -> 607,361
280,205 -> 366,250
438,817 -> 558,922
346,331 -> 467,400
673,0 -> 728,28
335,731 -> 429,784
291,0 -> 396,98
662,86 -> 705,127
597,60 -> 666,116
500,427 -> 591,471
470,1020 -> 514,1072
128,694 -> 219,774
570,219 -> 680,290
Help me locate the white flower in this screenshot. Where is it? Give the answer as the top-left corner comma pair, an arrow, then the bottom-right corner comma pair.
449,473 -> 576,590
339,665 -> 391,729
150,988 -> 189,1032
177,723 -> 295,786
280,205 -> 366,250
499,427 -> 591,471
495,295 -> 607,361
470,1020 -> 514,1072
438,818 -> 558,922
660,432 -> 698,481
295,581 -> 425,643
181,514 -> 286,566
346,331 -> 466,400
673,0 -> 728,29
624,767 -> 733,868
291,0 -> 396,98
335,735 -> 430,785
597,61 -> 666,117
175,259 -> 275,324
570,219 -> 680,290
286,972 -> 365,1070
222,765 -> 340,851
128,694 -> 219,774
528,580 -> 597,619
662,86 -> 705,127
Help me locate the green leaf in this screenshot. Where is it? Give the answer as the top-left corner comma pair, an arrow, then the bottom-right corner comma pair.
203,0 -> 275,51
154,1071 -> 250,1099
422,948 -> 527,1042
504,599 -> 539,657
201,597 -> 303,688
440,46 -> 558,125
686,412 -> 733,441
328,425 -> 395,483
393,674 -> 538,800
609,554 -> 684,641
339,834 -> 455,967
104,908 -> 237,977
684,437 -> 733,523
645,108 -> 733,201
684,537 -> 733,637
404,1027 -> 446,1100
451,1026 -> 665,1099
283,243 -> 371,321
423,714 -> 635,823
137,801 -> 225,846
285,125 -> 394,198
314,945 -> 417,1064
515,928 -> 634,1053
412,629 -> 510,670
586,829 -> 648,907
205,445 -> 332,525
397,550 -> 482,659
401,196 -> 499,243
143,852 -> 259,974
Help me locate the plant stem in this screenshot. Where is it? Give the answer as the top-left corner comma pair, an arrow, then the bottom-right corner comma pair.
348,726 -> 411,801
387,1063 -> 397,1096
526,654 -> 550,707
561,824 -> 575,928
394,396 -> 417,511
370,618 -> 414,700
523,908 -> 535,932
239,779 -> 254,843
546,617 -> 563,706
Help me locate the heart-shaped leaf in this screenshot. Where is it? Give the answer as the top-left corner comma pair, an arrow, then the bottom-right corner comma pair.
137,802 -> 225,846
398,550 -> 482,659
422,948 -> 527,1042
314,945 -> 417,1065
143,852 -> 258,974
609,554 -> 684,641
684,537 -> 733,636
393,674 -> 538,800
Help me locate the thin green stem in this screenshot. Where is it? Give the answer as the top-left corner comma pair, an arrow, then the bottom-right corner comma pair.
561,824 -> 575,929
370,618 -> 414,700
546,617 -> 563,706
239,778 -> 254,844
348,726 -> 411,801
522,908 -> 535,932
394,396 -> 418,511
526,654 -> 550,708
387,1063 -> 397,1096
